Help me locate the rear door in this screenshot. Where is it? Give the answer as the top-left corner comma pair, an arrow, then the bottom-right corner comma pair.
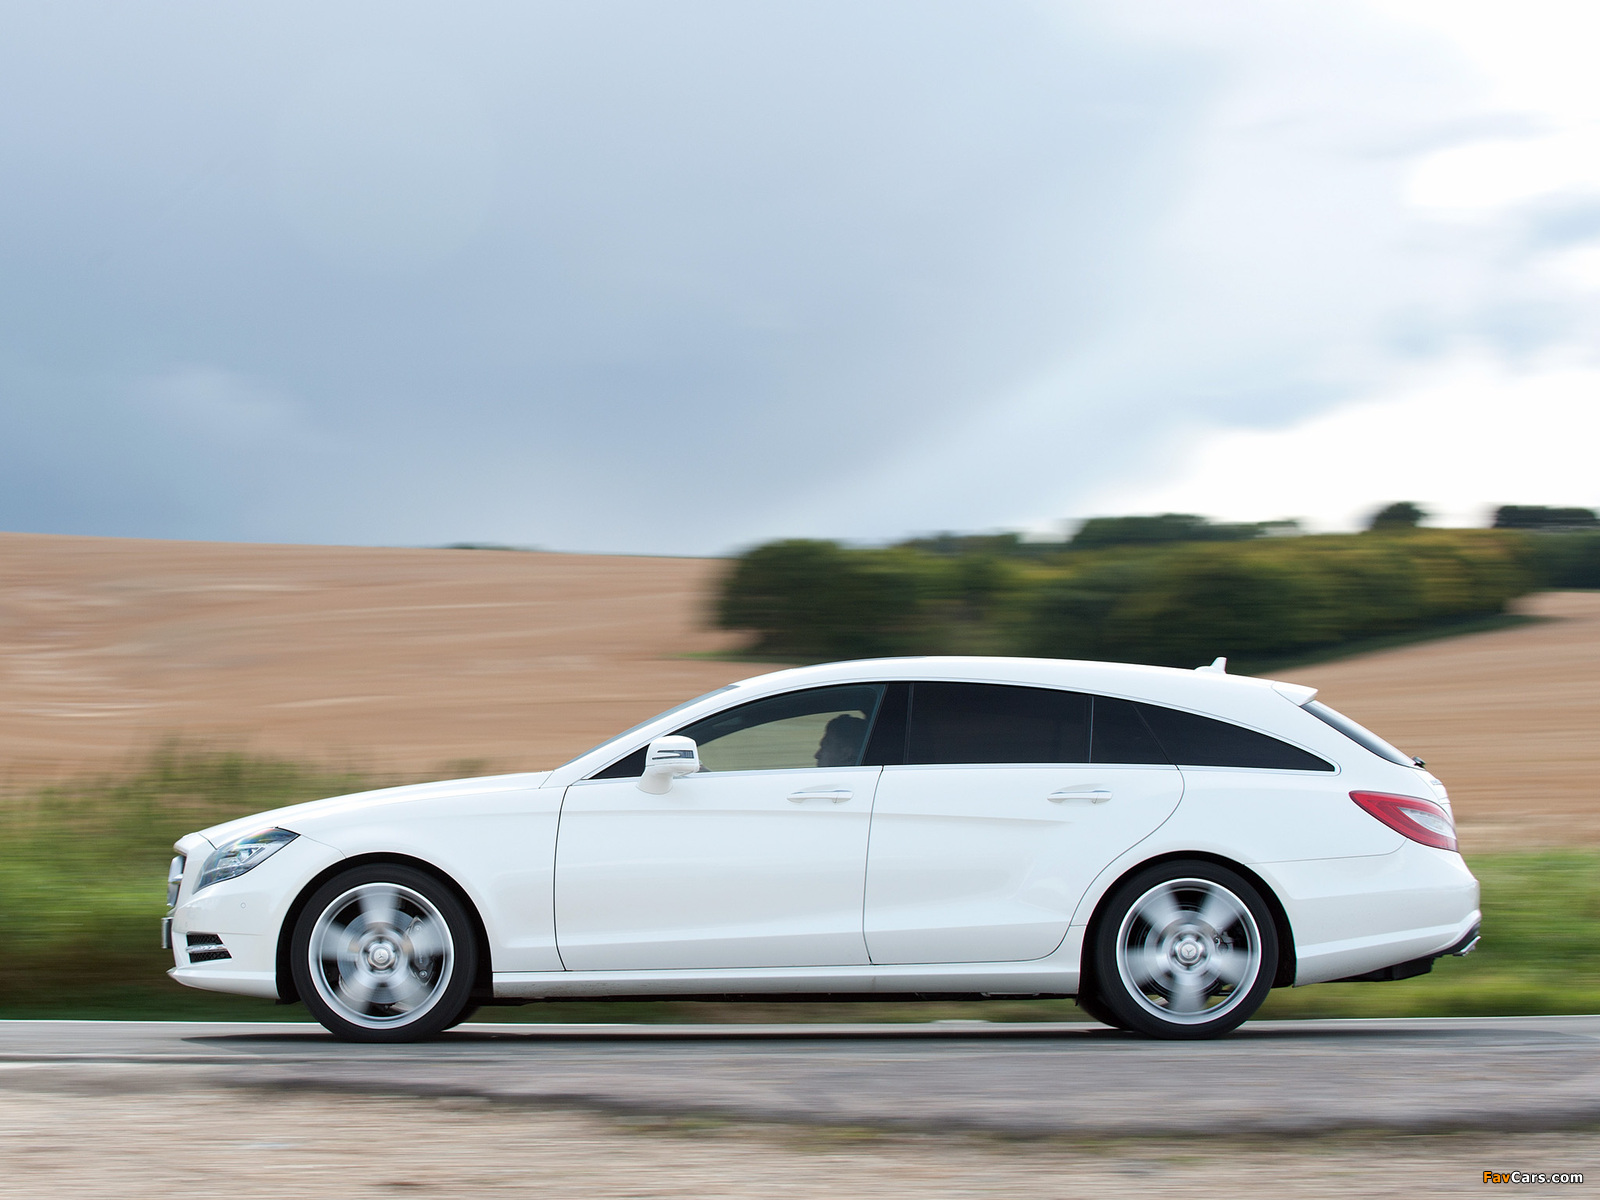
863,685 -> 1183,964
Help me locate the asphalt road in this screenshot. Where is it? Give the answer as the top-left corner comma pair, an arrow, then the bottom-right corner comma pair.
2,1016 -> 1597,1137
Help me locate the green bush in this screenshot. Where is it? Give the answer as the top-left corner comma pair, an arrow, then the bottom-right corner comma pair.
1070,512 -> 1276,548
1520,530 -> 1600,588
716,539 -> 953,660
718,529 -> 1534,667
1492,504 -> 1598,531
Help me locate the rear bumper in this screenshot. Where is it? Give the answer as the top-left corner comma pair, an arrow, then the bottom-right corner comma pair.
1259,840 -> 1481,986
1330,919 -> 1482,983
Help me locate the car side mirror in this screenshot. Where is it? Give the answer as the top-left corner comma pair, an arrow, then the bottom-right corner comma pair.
637,736 -> 701,794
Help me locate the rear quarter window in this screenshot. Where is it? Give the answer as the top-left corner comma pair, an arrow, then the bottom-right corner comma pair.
1303,701 -> 1415,767
1135,702 -> 1334,772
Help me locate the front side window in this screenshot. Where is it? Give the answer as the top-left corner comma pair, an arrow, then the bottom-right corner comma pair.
682,684 -> 884,771
907,683 -> 1091,765
590,684 -> 885,777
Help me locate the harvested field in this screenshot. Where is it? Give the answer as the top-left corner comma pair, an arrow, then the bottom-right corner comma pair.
0,532 -> 1594,847
0,532 -> 766,784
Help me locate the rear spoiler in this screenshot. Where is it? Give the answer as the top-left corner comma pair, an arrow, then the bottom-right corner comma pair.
1271,681 -> 1318,706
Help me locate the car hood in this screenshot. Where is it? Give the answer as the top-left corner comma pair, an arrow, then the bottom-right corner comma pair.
192,771 -> 554,849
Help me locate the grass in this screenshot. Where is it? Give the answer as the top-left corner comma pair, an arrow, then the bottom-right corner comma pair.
1,749 -> 1594,1022
0,746 -> 395,1021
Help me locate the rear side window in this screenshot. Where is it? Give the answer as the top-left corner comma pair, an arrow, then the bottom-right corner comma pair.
1135,702 -> 1334,772
1303,701 -> 1415,767
907,683 -> 1090,765
1090,697 -> 1170,765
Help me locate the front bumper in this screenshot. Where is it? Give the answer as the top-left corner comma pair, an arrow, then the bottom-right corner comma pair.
166,832 -> 343,1000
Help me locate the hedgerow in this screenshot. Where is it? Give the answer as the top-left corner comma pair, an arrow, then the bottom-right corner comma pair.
716,529 -> 1538,668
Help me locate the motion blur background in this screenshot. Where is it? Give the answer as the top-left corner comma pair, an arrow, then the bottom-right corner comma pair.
1,1 -> 1597,1025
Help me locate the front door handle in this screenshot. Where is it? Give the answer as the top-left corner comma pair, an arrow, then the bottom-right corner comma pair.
788,788 -> 853,804
1048,787 -> 1112,804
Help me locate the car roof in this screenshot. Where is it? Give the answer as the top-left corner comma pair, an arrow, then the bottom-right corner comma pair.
725,656 -> 1313,711
551,655 -> 1321,783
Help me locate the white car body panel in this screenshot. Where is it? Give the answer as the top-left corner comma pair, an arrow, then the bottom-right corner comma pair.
1259,844 -> 1482,983
493,937 -> 1089,999
165,655 -> 1481,1010
555,766 -> 880,970
864,762 -> 1182,963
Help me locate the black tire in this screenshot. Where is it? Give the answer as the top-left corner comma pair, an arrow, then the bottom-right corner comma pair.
290,863 -> 478,1043
446,1003 -> 482,1030
1072,983 -> 1129,1030
1091,860 -> 1278,1040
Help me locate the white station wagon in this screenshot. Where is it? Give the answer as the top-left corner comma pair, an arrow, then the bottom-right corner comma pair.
165,657 -> 1481,1040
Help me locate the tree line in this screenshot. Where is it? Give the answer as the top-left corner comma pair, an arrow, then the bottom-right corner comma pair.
716,512 -> 1599,668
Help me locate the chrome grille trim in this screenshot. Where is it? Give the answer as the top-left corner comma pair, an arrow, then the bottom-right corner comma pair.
185,933 -> 231,963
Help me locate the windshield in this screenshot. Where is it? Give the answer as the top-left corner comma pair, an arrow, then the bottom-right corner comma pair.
558,685 -> 741,769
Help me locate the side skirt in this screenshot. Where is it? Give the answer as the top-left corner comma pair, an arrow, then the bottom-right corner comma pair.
493,961 -> 1082,1001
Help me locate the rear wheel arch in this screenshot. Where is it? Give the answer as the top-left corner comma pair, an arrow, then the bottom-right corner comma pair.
1080,850 -> 1297,993
275,853 -> 494,1006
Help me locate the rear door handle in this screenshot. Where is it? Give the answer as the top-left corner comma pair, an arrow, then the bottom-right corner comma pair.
788,788 -> 853,804
1048,787 -> 1112,804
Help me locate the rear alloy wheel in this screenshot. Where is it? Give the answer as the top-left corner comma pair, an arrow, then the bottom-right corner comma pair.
291,864 -> 477,1043
1092,861 -> 1278,1039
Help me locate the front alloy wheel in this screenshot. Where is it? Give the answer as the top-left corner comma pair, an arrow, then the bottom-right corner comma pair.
1092,861 -> 1278,1039
291,864 -> 477,1042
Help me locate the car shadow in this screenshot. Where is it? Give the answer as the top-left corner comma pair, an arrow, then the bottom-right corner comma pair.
181,1019 -> 1575,1051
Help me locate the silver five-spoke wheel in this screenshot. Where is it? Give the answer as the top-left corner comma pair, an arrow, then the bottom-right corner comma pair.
291,864 -> 477,1042
309,883 -> 453,1029
1115,877 -> 1260,1025
1092,860 -> 1279,1039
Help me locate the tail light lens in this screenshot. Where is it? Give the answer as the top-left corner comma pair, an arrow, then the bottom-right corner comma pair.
1350,791 -> 1457,852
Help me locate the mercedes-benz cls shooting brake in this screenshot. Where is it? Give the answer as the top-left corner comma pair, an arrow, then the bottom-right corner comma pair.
164,656 -> 1481,1040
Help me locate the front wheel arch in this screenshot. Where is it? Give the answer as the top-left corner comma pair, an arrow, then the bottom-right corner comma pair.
275,853 -> 493,1006
1080,851 -> 1297,995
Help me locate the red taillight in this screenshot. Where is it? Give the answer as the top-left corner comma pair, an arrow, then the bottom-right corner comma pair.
1350,791 -> 1457,852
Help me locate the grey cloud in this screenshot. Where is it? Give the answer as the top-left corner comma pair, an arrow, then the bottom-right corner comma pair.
272,48 -> 498,273
1521,198 -> 1600,249
0,1 -> 1591,553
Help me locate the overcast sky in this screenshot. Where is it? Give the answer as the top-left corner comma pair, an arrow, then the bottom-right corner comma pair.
2,1 -> 1597,554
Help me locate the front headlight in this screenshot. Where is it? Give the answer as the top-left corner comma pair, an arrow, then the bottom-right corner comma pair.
197,828 -> 298,891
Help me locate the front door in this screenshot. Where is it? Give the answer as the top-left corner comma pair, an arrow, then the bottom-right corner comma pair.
555,684 -> 885,971
863,684 -> 1184,964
